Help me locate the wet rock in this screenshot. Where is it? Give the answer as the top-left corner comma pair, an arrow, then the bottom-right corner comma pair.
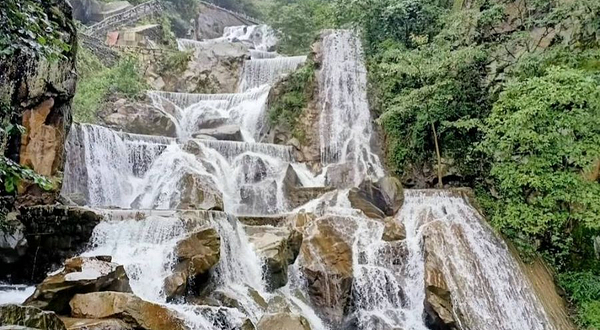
0,304 -> 66,330
423,241 -> 456,329
237,155 -> 268,183
165,227 -> 221,300
60,317 -> 133,330
245,226 -> 301,290
69,292 -> 187,330
324,163 -> 354,188
240,181 -> 278,214
382,217 -> 406,242
0,213 -> 28,264
24,256 -> 132,314
348,177 -> 404,219
194,125 -> 244,141
163,269 -> 188,301
174,173 -> 224,211
99,98 -> 177,137
175,228 -> 221,276
256,313 -> 311,330
347,188 -> 386,219
298,218 -> 353,325
0,206 -> 102,283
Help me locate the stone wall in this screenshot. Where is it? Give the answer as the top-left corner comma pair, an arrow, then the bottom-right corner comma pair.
0,206 -> 102,283
85,0 -> 162,38
196,2 -> 260,39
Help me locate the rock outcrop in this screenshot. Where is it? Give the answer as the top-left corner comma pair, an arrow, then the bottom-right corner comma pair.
0,206 -> 102,283
0,304 -> 67,330
25,256 -> 132,314
348,177 -> 404,219
0,0 -> 77,205
256,313 -> 311,330
175,173 -> 224,211
98,97 -> 177,137
164,227 -> 221,300
148,42 -> 248,94
69,292 -> 187,330
245,226 -> 301,290
298,217 -> 354,325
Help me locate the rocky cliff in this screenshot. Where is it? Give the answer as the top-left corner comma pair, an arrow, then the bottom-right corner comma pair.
0,0 -> 78,205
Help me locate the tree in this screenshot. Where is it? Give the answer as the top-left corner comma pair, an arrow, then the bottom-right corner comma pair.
481,67 -> 600,264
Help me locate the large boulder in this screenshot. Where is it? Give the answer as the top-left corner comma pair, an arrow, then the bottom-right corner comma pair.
0,213 -> 28,264
149,42 -> 248,94
24,256 -> 132,314
298,218 -> 354,325
245,226 -> 301,290
193,125 -> 244,141
256,313 -> 311,330
99,98 -> 177,137
69,292 -> 187,330
348,177 -> 404,219
176,173 -> 224,211
164,227 -> 221,300
60,317 -> 133,330
0,304 -> 66,330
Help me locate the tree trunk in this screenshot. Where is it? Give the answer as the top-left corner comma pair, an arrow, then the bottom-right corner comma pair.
431,122 -> 443,188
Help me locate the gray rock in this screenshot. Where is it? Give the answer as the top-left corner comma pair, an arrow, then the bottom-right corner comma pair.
0,214 -> 28,264
194,125 -> 244,141
257,312 -> 311,330
24,256 -> 132,314
0,304 -> 66,330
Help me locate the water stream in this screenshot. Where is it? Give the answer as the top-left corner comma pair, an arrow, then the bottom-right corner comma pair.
3,26 -> 557,330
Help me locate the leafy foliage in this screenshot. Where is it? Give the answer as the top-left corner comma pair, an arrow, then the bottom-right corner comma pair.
0,0 -> 72,60
265,0 -> 335,55
268,61 -> 315,141
73,49 -> 148,123
481,67 -> 600,265
375,43 -> 489,175
560,272 -> 600,328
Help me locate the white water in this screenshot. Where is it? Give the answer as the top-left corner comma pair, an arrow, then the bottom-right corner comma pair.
0,285 -> 35,304
51,27 -> 558,330
177,25 -> 277,52
398,190 -> 555,330
318,31 -> 384,187
238,56 -> 307,92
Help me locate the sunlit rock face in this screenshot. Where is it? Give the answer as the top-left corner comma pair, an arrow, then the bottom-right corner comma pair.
0,0 -> 77,205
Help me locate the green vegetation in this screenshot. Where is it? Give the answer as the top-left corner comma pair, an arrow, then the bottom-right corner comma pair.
269,0 -> 600,326
268,61 -> 315,141
265,0 -> 335,55
0,0 -> 72,61
73,48 -> 147,123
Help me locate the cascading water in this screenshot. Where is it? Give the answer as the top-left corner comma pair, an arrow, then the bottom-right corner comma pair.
15,23 -> 557,330
238,56 -> 307,92
317,30 -> 384,187
177,25 -> 277,53
398,190 -> 556,330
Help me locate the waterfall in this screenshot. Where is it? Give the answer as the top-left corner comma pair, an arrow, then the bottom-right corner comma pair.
177,25 -> 277,52
38,25 -> 560,330
398,190 -> 556,330
238,56 -> 307,92
318,30 -> 384,187
62,123 -> 173,208
147,86 -> 271,140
